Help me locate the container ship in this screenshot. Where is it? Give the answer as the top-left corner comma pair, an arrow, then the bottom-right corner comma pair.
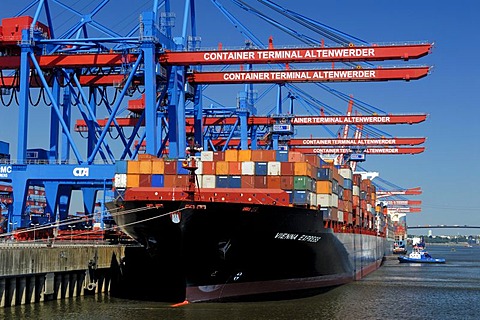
107,148 -> 393,302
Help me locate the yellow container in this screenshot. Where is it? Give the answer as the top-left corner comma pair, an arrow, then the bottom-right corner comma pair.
238,150 -> 252,161
294,162 -> 312,177
151,159 -> 164,174
126,174 -> 140,188
225,149 -> 239,162
139,160 -> 152,174
316,181 -> 333,194
216,161 -> 229,175
127,160 -> 140,174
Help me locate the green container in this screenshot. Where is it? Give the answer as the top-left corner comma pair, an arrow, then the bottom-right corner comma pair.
294,176 -> 312,191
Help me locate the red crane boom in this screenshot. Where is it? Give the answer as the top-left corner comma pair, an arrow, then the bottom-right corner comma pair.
160,43 -> 432,65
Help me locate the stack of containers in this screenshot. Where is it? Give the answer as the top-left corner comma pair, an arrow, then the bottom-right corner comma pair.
115,151 -> 381,231
338,167 -> 353,225
352,174 -> 362,227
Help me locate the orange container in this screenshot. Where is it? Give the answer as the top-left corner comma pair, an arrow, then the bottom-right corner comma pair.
139,160 -> 152,174
294,162 -> 312,177
138,153 -> 155,160
241,176 -> 255,188
215,161 -> 229,175
288,151 -> 305,163
228,162 -> 242,175
267,176 -> 281,189
202,161 -> 216,175
251,150 -> 276,162
238,150 -> 252,161
304,154 -> 321,168
151,159 -> 164,174
127,160 -> 140,174
164,174 -> 188,188
225,150 -> 238,162
316,181 -> 332,194
126,174 -> 140,187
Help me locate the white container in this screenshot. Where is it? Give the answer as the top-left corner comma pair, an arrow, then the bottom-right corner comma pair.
200,151 -> 214,162
338,168 -> 353,180
114,174 -> 127,188
267,161 -> 281,176
202,175 -> 216,188
241,161 -> 255,175
353,185 -> 360,196
316,194 -> 333,207
332,193 -> 339,208
337,211 -> 344,222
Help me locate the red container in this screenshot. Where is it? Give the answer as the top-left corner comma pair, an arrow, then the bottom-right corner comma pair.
280,162 -> 294,176
163,160 -> 177,175
228,161 -> 242,175
241,176 -> 255,188
164,174 -> 188,187
267,176 -> 281,189
254,176 -> 268,188
212,151 -> 225,161
280,176 -> 294,189
139,174 -> 152,187
202,161 -> 216,175
251,150 -> 276,162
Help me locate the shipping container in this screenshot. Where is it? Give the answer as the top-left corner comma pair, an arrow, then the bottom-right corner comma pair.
275,150 -> 289,162
241,175 -> 255,188
114,174 -> 127,189
212,151 -> 225,162
288,151 -> 304,163
216,161 -> 229,175
251,150 -> 276,162
294,176 -> 312,191
255,162 -> 268,176
229,176 -> 242,188
200,151 -> 214,161
241,161 -> 255,175
228,161 -> 242,175
216,175 -> 229,188
254,176 -> 268,188
238,150 -> 252,161
201,175 -> 216,188
267,176 -> 281,189
267,161 -> 281,176
139,174 -> 152,187
126,174 -> 140,188
151,174 -> 164,187
164,160 -> 177,175
225,149 -> 238,162
151,159 -> 165,174
280,162 -> 294,176
316,181 -> 333,194
127,160 -> 141,174
280,176 -> 294,189
293,190 -> 311,205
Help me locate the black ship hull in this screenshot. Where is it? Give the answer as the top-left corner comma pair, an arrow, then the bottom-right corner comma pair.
108,198 -> 386,302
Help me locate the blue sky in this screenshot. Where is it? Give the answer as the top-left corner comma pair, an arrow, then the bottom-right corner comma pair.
1,1 -> 479,235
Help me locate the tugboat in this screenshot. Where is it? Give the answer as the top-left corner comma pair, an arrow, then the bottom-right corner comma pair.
398,247 -> 446,264
392,240 -> 407,254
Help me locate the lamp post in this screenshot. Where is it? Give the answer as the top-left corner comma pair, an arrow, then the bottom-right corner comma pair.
85,225 -> 92,242
8,222 -> 17,240
32,223 -> 40,242
68,225 -> 74,242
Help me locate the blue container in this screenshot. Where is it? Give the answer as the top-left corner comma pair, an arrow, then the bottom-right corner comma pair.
229,176 -> 242,188
343,178 -> 353,190
151,174 -> 164,187
320,208 -> 331,220
115,160 -> 128,174
317,168 -> 332,180
293,190 -> 310,205
216,175 -> 229,188
254,162 -> 268,175
275,150 -> 289,162
177,161 -> 190,174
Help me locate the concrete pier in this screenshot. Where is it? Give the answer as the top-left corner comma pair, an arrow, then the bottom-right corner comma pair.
0,243 -> 128,308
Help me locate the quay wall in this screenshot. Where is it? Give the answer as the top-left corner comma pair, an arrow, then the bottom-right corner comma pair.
0,243 -> 129,308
